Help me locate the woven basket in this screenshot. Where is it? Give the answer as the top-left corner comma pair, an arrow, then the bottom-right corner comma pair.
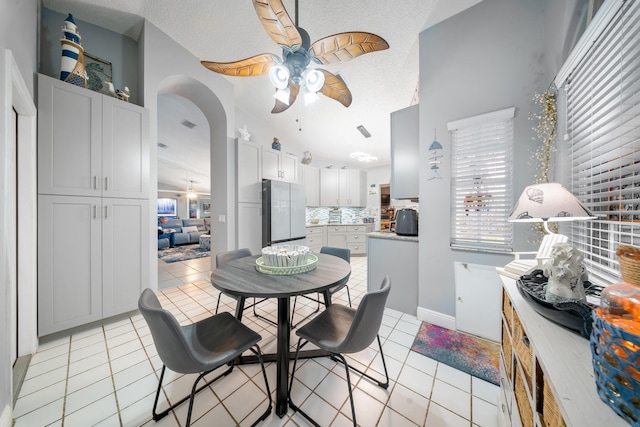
542,374 -> 566,427
590,309 -> 640,424
617,244 -> 640,287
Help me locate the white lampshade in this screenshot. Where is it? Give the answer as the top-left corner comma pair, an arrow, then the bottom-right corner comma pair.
273,87 -> 290,105
508,183 -> 597,224
302,68 -> 325,93
269,64 -> 290,90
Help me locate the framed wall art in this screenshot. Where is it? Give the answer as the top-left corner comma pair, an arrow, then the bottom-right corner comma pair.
84,53 -> 112,95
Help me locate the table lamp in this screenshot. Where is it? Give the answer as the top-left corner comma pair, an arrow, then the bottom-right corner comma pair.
508,182 -> 596,234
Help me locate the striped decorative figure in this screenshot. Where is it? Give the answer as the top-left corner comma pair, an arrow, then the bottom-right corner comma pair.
59,14 -> 87,87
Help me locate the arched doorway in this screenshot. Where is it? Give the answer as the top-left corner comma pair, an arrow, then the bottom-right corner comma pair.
155,75 -> 233,271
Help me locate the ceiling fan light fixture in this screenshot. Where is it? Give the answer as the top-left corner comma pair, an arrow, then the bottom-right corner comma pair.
350,152 -> 378,162
302,68 -> 324,93
274,87 -> 291,105
269,64 -> 290,89
303,86 -> 320,104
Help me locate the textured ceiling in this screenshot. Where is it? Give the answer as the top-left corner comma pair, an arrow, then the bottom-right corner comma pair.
43,0 -> 483,194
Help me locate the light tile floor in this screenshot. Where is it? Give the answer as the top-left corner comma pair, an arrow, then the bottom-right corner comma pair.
14,255 -> 499,426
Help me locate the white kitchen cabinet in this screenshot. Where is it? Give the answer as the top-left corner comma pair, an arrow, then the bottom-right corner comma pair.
38,195 -> 149,336
305,226 -> 325,253
454,262 -> 501,342
262,147 -> 298,183
339,169 -> 366,207
346,225 -> 368,255
300,164 -> 320,206
38,74 -> 149,199
237,202 -> 262,255
327,225 -> 348,248
320,168 -> 340,206
237,139 -> 262,203
37,74 -> 151,336
390,104 -> 419,200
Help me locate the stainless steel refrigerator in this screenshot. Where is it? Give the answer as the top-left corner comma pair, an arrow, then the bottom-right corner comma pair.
262,179 -> 307,247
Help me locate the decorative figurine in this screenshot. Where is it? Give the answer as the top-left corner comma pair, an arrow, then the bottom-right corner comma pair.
272,137 -> 281,151
105,82 -> 130,102
238,123 -> 251,141
59,14 -> 87,87
543,243 -> 587,302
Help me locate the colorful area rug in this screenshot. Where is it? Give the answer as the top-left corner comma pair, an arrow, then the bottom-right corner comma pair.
411,322 -> 500,385
157,245 -> 210,263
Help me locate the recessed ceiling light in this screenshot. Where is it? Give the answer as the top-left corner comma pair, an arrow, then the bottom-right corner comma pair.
357,125 -> 371,138
181,119 -> 197,129
350,152 -> 378,162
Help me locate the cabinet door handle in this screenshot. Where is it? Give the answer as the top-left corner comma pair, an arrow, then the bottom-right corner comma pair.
93,205 -> 97,219
93,176 -> 97,190
104,177 -> 109,191
104,205 -> 108,219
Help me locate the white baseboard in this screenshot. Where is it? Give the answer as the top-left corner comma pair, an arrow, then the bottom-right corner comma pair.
416,307 -> 456,330
0,404 -> 12,427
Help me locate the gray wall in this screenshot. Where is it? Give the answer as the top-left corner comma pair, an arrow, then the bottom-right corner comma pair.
0,0 -> 38,422
417,0 -> 585,318
40,8 -> 139,104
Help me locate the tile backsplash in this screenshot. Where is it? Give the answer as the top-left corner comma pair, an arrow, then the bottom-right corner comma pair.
306,207 -> 378,224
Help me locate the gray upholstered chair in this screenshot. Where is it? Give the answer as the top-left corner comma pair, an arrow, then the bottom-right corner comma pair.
213,248 -> 275,325
288,276 -> 391,426
290,246 -> 351,328
138,288 -> 271,427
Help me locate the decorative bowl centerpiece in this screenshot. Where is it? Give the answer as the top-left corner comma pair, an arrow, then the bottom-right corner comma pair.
256,245 -> 317,275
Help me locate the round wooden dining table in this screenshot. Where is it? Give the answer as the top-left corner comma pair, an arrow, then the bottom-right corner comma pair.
210,252 -> 351,418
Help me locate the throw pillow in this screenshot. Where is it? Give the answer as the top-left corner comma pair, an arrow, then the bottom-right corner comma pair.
182,226 -> 198,233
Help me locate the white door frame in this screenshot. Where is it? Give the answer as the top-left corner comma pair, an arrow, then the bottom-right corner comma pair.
4,50 -> 38,359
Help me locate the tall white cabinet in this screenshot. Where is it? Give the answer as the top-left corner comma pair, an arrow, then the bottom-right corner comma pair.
37,74 -> 150,336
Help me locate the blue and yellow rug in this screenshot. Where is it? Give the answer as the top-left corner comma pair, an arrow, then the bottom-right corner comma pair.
411,322 -> 500,385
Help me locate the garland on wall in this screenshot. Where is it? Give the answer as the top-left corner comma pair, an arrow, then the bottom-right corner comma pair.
529,89 -> 559,241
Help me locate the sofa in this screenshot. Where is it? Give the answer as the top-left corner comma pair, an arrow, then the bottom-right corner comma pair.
158,218 -> 210,249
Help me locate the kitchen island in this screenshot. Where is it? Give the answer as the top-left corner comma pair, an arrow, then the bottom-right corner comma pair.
367,231 -> 418,315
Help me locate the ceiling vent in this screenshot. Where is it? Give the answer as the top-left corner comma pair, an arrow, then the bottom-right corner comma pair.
357,125 -> 371,138
181,119 -> 197,129
157,142 -> 168,149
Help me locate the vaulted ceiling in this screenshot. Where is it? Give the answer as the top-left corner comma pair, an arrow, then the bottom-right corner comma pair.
43,0 -> 483,194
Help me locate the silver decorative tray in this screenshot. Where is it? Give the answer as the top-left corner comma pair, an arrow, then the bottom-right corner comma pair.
255,254 -> 318,275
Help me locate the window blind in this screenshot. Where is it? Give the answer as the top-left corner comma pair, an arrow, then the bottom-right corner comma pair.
448,108 -> 515,252
565,0 -> 640,285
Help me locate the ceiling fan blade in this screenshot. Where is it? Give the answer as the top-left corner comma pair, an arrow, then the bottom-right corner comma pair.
319,70 -> 352,108
253,0 -> 302,48
310,32 -> 389,65
271,83 -> 300,114
201,53 -> 277,76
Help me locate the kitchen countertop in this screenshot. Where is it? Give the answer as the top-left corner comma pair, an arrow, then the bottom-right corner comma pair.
367,231 -> 419,242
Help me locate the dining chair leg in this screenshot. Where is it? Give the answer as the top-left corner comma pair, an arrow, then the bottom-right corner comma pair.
288,338 -> 322,427
152,363 -> 234,423
330,335 -> 389,389
290,295 -> 321,329
214,291 -> 223,313
335,353 -> 357,427
249,344 -> 273,426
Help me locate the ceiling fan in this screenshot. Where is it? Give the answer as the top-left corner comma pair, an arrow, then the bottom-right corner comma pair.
201,0 -> 389,113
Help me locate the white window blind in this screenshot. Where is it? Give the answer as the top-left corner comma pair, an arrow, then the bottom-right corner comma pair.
448,108 -> 515,252
565,0 -> 640,286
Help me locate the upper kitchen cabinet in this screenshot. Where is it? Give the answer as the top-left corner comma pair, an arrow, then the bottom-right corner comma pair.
320,168 -> 340,206
38,74 -> 149,199
237,139 -> 263,204
339,169 -> 366,207
390,104 -> 419,200
262,147 -> 298,183
300,164 -> 320,207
